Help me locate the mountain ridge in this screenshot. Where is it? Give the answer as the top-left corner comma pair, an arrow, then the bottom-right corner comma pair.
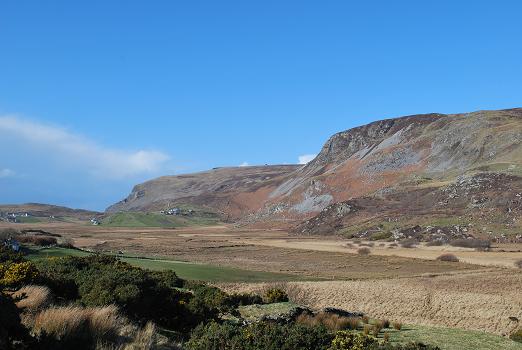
107,107 -> 522,238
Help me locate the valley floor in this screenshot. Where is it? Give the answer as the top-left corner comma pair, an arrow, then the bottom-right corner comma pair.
3,221 -> 522,338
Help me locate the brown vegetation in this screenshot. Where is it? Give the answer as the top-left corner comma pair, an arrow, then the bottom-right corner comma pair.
12,285 -> 52,313
436,253 -> 459,262
514,259 -> 522,269
449,239 -> 491,251
296,312 -> 359,331
17,235 -> 57,246
357,247 -> 371,256
32,305 -> 122,341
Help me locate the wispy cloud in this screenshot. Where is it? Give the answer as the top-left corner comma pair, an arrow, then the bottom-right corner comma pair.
239,162 -> 250,167
0,168 -> 15,178
298,154 -> 316,165
0,115 -> 170,179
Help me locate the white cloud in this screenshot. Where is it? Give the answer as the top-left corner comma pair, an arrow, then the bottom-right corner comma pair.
298,154 -> 316,165
239,162 -> 250,167
0,115 -> 170,179
0,168 -> 15,178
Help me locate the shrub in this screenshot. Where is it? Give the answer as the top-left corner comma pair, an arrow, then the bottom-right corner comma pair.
357,247 -> 371,256
370,232 -> 392,241
263,288 -> 289,303
372,324 -> 382,336
328,331 -> 377,350
392,321 -> 402,330
57,238 -> 75,249
187,321 -> 332,350
510,328 -> 522,343
297,312 -> 360,331
383,332 -> 390,343
362,315 -> 370,324
436,253 -> 459,262
425,240 -> 444,246
400,240 -> 417,248
0,246 -> 25,264
449,239 -> 490,250
0,261 -> 39,287
17,235 -> 57,246
381,319 -> 390,328
0,292 -> 32,348
36,255 -> 197,331
0,228 -> 19,241
514,259 -> 522,269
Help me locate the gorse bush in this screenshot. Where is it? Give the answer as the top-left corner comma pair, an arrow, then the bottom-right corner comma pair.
0,261 -> 39,287
34,255 -> 215,332
263,288 -> 289,303
328,331 -> 377,350
187,321 -> 333,350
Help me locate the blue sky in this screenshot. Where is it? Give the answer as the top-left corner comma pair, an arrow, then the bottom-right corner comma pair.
1,0 -> 521,211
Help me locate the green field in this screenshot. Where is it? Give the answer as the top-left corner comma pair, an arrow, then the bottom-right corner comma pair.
387,324 -> 522,350
26,247 -> 308,282
14,216 -> 42,223
100,211 -> 220,228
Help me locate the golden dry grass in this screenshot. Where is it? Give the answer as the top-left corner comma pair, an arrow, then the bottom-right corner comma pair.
296,312 -> 360,331
124,322 -> 157,350
33,305 -> 121,341
13,285 -> 52,312
220,270 -> 522,336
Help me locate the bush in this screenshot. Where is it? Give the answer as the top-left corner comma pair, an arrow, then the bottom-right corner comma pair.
263,288 -> 289,303
425,240 -> 444,247
510,329 -> 522,343
297,312 -> 360,331
328,331 -> 377,350
449,239 -> 490,251
436,254 -> 459,262
17,235 -> 57,246
400,240 -> 417,248
0,246 -> 25,264
357,247 -> 371,256
187,321 -> 332,350
514,259 -> 522,269
0,292 -> 32,349
0,228 -> 19,241
35,255 -> 199,331
392,321 -> 402,330
370,232 -> 392,241
0,261 -> 39,287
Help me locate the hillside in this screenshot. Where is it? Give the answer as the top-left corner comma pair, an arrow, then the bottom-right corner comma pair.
109,108 -> 522,239
106,165 -> 300,220
0,203 -> 100,223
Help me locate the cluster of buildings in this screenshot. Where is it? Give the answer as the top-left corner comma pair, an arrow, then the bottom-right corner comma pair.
0,211 -> 30,223
160,208 -> 195,216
